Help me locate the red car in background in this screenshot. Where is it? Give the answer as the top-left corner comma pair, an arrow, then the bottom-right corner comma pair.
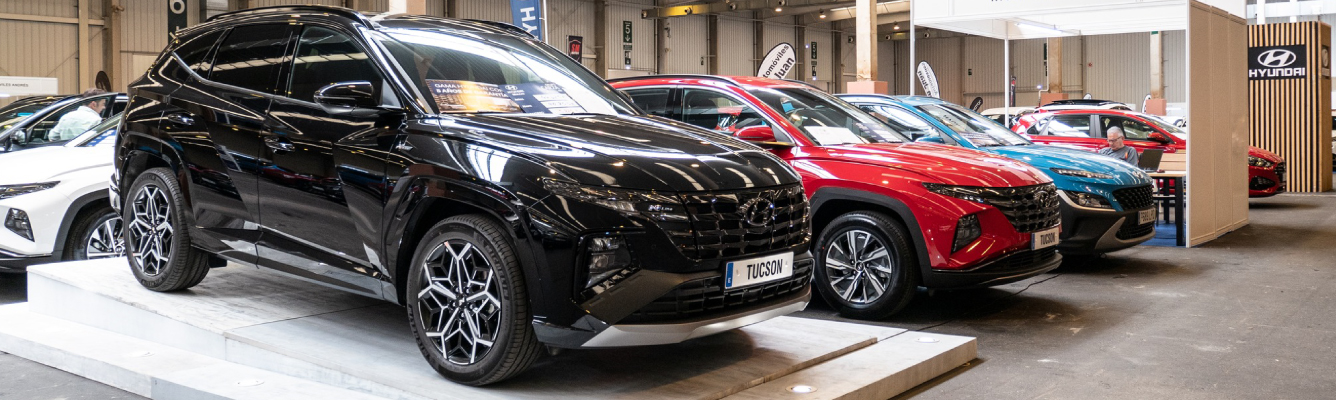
611,75 -> 1063,319
1012,109 -> 1287,197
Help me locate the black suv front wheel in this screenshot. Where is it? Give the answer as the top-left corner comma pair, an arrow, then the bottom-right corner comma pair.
406,214 -> 541,386
123,168 -> 211,291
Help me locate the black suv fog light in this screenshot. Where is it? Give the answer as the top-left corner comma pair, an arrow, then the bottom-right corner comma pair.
5,209 -> 33,241
586,236 -> 632,289
952,214 -> 981,253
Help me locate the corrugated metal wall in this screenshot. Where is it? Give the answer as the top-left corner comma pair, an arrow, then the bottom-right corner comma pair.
548,0 -> 597,70
718,14 -> 754,76
660,15 -> 707,74
602,0 -> 654,78
808,25 -> 833,88
761,18 -> 795,78
457,0 -> 509,22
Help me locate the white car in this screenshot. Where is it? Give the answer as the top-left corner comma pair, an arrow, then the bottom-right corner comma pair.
1037,99 -> 1134,112
0,115 -> 122,272
981,106 -> 1035,128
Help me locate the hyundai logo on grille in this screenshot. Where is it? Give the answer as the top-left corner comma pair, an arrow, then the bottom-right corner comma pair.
1249,45 -> 1307,80
1258,49 -> 1297,68
739,196 -> 776,227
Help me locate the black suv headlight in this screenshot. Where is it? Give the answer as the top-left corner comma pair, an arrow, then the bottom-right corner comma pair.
583,235 -> 633,290
0,182 -> 58,200
1061,190 -> 1112,209
541,178 -> 687,221
1247,155 -> 1274,168
922,182 -> 988,204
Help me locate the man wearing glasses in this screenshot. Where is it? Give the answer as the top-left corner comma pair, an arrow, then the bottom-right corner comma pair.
1099,126 -> 1140,166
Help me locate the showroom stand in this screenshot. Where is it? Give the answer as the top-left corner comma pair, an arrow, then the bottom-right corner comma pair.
0,259 -> 976,400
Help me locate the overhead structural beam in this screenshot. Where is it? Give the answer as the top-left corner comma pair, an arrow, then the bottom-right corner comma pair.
1245,0 -> 1336,20
816,0 -> 906,22
642,0 -> 853,19
0,12 -> 105,25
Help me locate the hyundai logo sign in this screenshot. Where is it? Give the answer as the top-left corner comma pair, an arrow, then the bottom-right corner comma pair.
1249,45 -> 1307,80
1258,49 -> 1298,68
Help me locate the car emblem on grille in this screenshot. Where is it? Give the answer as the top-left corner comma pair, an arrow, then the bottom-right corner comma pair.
739,195 -> 776,227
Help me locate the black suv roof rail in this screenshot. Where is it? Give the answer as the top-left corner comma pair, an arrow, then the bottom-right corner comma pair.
462,19 -> 536,38
606,74 -> 742,86
207,5 -> 374,26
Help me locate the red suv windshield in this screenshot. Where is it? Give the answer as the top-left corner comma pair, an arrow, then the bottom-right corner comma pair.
746,87 -> 908,145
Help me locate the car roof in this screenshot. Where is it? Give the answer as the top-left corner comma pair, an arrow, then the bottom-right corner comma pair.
1042,99 -> 1128,107
185,5 -> 533,40
609,74 -> 817,90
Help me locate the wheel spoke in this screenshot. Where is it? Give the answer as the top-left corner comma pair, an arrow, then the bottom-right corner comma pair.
862,246 -> 888,263
825,257 -> 854,271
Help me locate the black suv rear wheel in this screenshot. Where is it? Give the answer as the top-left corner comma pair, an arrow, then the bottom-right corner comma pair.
406,214 -> 541,386
814,211 -> 918,319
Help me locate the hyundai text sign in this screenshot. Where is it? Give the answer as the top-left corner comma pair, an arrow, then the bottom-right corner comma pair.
1249,45 -> 1306,80
509,0 -> 543,41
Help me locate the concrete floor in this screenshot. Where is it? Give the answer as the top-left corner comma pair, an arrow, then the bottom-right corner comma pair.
1,193 -> 1333,399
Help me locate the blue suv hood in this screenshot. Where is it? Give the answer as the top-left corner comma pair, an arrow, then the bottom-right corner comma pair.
988,145 -> 1152,187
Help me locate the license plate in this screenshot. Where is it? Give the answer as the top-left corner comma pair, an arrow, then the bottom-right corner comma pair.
1031,226 -> 1060,250
725,252 -> 794,289
1138,208 -> 1156,225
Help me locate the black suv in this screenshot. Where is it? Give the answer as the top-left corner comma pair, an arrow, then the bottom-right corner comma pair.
112,6 -> 811,385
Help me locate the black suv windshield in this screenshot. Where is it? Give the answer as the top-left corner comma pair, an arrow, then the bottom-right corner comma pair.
374,29 -> 636,116
747,87 -> 906,145
916,103 -> 1030,147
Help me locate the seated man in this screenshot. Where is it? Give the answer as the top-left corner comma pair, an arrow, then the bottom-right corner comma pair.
1099,126 -> 1140,166
47,89 -> 108,142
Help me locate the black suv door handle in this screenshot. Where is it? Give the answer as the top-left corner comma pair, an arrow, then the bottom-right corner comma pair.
264,136 -> 295,153
165,113 -> 194,126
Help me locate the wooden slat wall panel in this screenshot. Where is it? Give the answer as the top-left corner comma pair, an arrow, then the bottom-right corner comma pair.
1248,21 -> 1334,193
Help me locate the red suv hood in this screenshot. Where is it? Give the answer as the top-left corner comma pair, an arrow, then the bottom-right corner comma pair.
1249,146 -> 1283,162
800,142 -> 1053,187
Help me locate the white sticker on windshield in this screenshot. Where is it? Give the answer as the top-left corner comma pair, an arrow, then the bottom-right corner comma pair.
806,126 -> 865,146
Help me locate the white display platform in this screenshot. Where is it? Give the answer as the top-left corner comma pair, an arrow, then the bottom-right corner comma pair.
0,259 -> 977,400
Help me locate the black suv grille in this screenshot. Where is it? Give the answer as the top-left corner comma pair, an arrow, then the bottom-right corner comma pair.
1112,185 -> 1154,210
619,258 -> 812,324
1117,220 -> 1155,240
976,183 -> 1061,233
667,185 -> 810,260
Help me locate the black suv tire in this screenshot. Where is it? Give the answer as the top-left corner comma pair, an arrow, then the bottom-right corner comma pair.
813,211 -> 918,319
406,214 -> 542,386
123,168 -> 210,291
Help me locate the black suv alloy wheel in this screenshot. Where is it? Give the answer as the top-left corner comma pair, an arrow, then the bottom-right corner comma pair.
113,6 -> 811,385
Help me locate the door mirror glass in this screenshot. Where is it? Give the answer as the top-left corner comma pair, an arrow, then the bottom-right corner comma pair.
314,81 -> 379,113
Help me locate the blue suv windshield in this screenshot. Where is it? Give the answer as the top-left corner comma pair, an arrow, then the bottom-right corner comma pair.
917,103 -> 1031,147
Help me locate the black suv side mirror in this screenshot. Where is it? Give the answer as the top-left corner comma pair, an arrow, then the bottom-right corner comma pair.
314,81 -> 379,115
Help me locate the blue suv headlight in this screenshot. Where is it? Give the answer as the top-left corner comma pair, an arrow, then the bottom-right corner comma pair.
1050,168 -> 1113,180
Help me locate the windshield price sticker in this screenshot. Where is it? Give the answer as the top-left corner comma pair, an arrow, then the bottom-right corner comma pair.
502,83 -> 587,115
426,80 -> 521,113
806,126 -> 866,146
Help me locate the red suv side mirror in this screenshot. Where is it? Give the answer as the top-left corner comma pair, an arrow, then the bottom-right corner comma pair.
1148,131 -> 1172,144
736,126 -> 778,143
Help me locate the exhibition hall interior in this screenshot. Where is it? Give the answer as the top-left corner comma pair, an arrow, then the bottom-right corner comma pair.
1,0 -> 1334,399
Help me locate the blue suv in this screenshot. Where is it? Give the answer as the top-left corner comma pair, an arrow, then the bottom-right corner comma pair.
839,95 -> 1156,254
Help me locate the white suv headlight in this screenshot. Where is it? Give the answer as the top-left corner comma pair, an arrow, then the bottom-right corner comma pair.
0,182 -> 59,200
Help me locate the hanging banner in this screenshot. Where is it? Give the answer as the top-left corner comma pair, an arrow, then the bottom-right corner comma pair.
757,43 -> 796,79
509,0 -> 543,41
916,61 -> 939,98
168,0 -> 188,35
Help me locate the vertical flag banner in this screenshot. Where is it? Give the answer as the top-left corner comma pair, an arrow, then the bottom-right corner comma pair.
510,0 -> 543,41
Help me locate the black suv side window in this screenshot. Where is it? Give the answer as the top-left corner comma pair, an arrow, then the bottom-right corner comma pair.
175,30 -> 224,76
286,26 -> 383,102
209,24 -> 295,94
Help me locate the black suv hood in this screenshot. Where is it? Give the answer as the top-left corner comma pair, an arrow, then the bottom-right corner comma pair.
441,114 -> 799,192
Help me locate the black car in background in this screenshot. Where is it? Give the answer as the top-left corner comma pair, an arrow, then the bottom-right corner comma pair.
112,6 -> 811,385
0,92 -> 127,152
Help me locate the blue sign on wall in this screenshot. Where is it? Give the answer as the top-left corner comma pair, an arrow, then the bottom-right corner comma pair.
510,0 -> 543,41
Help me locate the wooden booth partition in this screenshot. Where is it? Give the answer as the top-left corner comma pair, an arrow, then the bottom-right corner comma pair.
1188,2 -> 1250,246
1248,22 -> 1333,193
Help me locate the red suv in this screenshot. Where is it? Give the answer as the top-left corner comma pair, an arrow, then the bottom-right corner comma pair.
1013,109 -> 1287,197
612,75 -> 1063,319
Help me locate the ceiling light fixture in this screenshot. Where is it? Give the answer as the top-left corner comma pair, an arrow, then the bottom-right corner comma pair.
893,23 -> 901,30
819,10 -> 827,19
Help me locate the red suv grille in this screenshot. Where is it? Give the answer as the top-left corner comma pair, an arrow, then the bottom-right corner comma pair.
977,183 -> 1061,233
